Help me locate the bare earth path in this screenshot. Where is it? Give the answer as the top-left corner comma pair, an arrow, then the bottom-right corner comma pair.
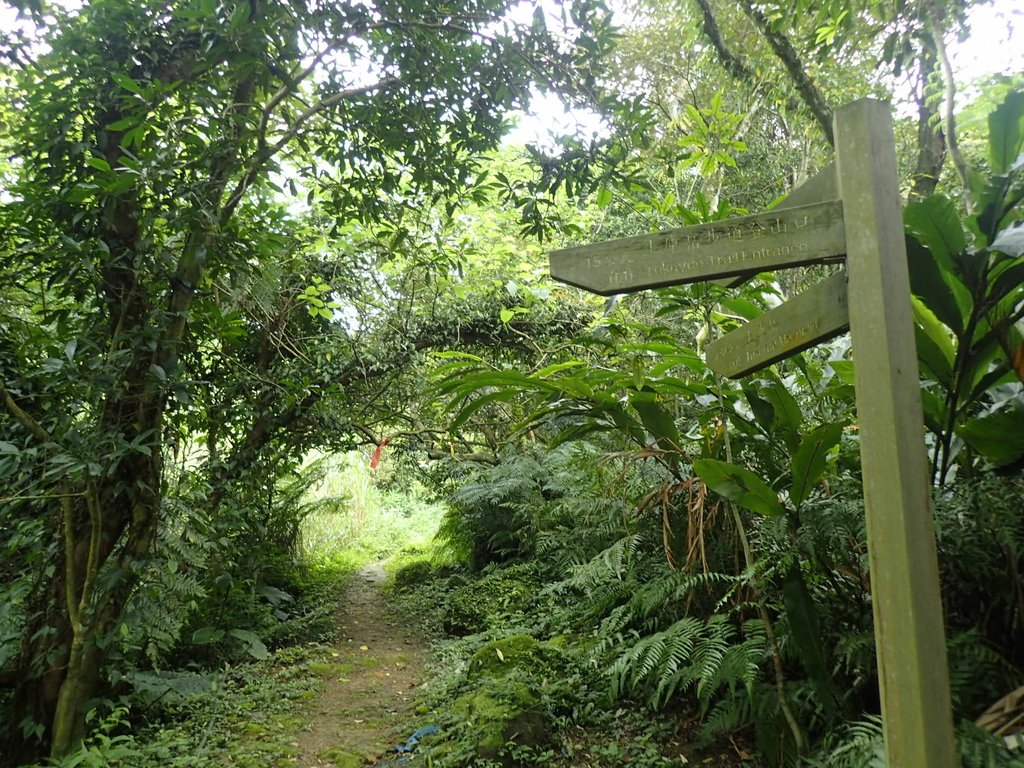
292,563 -> 430,768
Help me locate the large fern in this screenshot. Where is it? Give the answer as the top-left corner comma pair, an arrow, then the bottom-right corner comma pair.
121,493 -> 210,667
801,715 -> 884,768
608,614 -> 766,710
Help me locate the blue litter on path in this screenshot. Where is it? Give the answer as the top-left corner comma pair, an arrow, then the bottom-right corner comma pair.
394,724 -> 439,753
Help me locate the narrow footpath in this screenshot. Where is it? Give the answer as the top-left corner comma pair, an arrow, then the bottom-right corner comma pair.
292,563 -> 430,768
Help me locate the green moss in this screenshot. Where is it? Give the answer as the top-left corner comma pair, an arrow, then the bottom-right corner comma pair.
392,558 -> 436,590
307,661 -> 354,676
318,745 -> 368,767
452,681 -> 549,765
272,714 -> 305,732
441,565 -> 541,636
467,634 -> 569,681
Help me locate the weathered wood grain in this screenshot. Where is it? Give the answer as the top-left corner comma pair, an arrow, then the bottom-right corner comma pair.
705,269 -> 848,379
549,200 -> 845,295
837,98 -> 956,768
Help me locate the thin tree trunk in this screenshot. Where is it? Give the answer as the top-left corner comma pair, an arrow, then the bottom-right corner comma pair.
928,13 -> 971,209
909,47 -> 946,201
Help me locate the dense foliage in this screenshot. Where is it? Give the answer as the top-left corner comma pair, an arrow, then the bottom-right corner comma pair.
0,0 -> 614,762
419,88 -> 1024,766
1,0 -> 1022,765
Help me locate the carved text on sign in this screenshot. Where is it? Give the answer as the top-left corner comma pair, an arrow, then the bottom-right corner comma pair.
705,270 -> 849,379
550,200 -> 845,295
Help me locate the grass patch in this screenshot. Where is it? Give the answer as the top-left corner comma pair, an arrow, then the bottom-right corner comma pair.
298,451 -> 444,567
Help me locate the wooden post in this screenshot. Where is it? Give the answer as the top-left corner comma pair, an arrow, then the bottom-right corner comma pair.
835,99 -> 957,767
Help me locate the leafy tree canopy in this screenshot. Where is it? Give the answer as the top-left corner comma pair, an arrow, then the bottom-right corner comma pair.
0,0 -> 616,761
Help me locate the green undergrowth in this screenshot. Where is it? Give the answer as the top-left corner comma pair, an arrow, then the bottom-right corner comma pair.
384,537 -> 1023,768
29,643 -> 329,768
29,459 -> 448,768
385,552 -> 748,768
25,555 -> 357,768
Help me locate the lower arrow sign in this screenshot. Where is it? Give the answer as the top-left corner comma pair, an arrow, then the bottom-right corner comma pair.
706,270 -> 849,379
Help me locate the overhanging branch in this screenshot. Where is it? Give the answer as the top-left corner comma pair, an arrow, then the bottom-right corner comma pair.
736,0 -> 834,146
220,76 -> 402,223
694,0 -> 757,83
693,0 -> 825,144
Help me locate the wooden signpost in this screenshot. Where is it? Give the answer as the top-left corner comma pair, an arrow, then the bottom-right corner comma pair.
705,269 -> 849,379
549,99 -> 957,767
550,200 -> 846,295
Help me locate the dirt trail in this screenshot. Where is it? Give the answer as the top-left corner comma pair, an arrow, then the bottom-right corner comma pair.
292,563 -> 430,768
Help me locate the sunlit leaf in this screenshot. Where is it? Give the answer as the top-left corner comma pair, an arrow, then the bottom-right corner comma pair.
904,196 -> 966,271
988,91 -> 1024,175
111,72 -> 144,95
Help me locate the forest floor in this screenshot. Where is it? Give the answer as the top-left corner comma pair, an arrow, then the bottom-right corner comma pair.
266,561 -> 753,768
290,563 -> 430,768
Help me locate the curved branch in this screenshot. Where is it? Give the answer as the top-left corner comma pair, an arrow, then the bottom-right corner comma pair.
736,0 -> 834,147
694,0 -> 757,83
219,76 -> 402,224
692,0 -> 819,139
1,386 -> 50,443
425,448 -> 498,464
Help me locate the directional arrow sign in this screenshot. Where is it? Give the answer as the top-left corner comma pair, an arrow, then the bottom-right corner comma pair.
705,270 -> 849,379
550,200 -> 845,296
712,161 -> 838,288
778,160 -> 837,211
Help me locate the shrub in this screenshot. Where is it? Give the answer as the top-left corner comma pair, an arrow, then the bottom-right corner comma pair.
442,564 -> 542,636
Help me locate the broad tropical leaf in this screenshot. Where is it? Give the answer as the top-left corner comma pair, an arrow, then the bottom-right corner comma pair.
904,196 -> 967,272
905,234 -> 967,334
781,564 -> 836,714
790,422 -> 844,508
693,459 -> 785,518
988,90 -> 1024,175
958,403 -> 1024,467
630,391 -> 682,456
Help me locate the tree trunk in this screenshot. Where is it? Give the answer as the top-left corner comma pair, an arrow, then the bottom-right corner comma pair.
49,640 -> 103,758
0,563 -> 70,766
908,47 -> 946,201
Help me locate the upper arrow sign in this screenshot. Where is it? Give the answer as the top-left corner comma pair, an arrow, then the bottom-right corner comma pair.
711,161 -> 838,288
550,200 -> 845,296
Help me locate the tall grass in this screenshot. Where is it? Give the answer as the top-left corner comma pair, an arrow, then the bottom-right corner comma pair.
297,449 -> 444,566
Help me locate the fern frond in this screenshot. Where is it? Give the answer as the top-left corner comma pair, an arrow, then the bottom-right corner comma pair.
607,614 -> 766,714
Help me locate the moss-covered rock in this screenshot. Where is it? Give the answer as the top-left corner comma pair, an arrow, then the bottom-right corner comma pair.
467,634 -> 567,681
391,559 -> 436,591
431,633 -> 575,766
452,679 -> 549,765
